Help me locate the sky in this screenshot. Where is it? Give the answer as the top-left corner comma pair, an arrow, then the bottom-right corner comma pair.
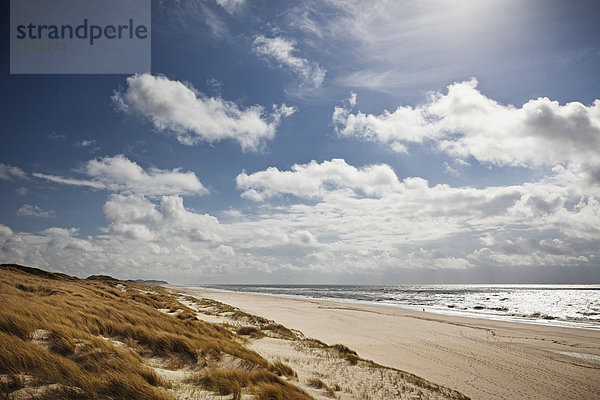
1,0 -> 600,284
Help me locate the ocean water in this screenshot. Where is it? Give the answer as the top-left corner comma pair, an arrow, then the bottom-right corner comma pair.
197,284 -> 600,330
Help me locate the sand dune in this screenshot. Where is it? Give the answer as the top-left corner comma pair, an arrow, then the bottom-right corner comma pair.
1,264 -> 471,400
179,288 -> 600,400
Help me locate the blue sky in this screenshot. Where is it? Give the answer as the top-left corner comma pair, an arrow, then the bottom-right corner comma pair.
1,0 -> 600,284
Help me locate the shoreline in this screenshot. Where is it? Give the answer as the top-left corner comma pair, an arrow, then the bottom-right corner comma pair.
178,285 -> 600,331
174,285 -> 600,400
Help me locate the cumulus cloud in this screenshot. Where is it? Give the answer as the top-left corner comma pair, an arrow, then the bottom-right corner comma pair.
1,169 -> 598,280
102,194 -> 161,241
332,92 -> 432,154
333,79 -> 600,172
290,230 -> 318,246
103,194 -> 222,243
234,158 -> 599,253
253,35 -> 326,89
17,204 -> 55,218
2,156 -> 598,280
231,158 -> 600,271
160,195 -> 222,242
113,73 -> 296,151
0,157 -> 225,279
34,155 -> 207,197
0,224 -> 13,239
236,158 -> 402,201
41,227 -> 99,253
0,194 -> 225,279
0,163 -> 27,181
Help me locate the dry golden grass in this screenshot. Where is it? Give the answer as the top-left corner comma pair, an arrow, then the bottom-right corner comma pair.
0,264 -> 309,400
268,360 -> 297,379
184,290 -> 473,399
306,377 -> 335,397
187,368 -> 311,400
236,326 -> 265,339
260,323 -> 299,340
253,382 -> 313,400
185,296 -> 302,341
329,343 -> 359,365
188,297 -> 268,321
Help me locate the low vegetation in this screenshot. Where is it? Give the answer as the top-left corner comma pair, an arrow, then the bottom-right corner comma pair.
187,368 -> 310,400
0,264 -> 307,400
183,291 -> 470,399
183,296 -> 301,341
1,264 -> 469,400
236,326 -> 264,338
269,360 -> 297,379
307,377 -> 336,397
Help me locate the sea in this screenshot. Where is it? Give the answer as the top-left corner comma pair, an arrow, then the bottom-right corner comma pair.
195,284 -> 600,330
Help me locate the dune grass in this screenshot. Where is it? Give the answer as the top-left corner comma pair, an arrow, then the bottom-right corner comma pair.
307,377 -> 336,397
1,264 -> 469,400
186,296 -> 301,341
269,360 -> 297,379
236,326 -> 265,339
187,368 -> 311,400
0,264 -> 308,400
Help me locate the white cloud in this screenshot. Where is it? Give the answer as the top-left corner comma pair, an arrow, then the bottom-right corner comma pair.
402,249 -> 473,270
230,158 -> 600,270
332,93 -> 433,152
479,233 -> 495,246
113,73 -> 296,151
290,229 -> 318,246
0,224 -> 13,239
253,35 -> 326,89
32,173 -> 106,190
160,195 -> 222,242
202,5 -> 229,39
298,0 -> 545,94
469,246 -> 590,268
215,244 -> 235,258
236,158 -> 402,201
103,194 -> 161,227
41,227 -> 99,254
75,139 -> 97,148
103,194 -> 161,241
34,155 -> 207,197
17,205 -> 55,219
46,132 -> 65,140
2,156 -> 598,280
286,7 -> 323,37
16,187 -> 28,196
333,79 -> 600,172
0,194 -> 225,279
0,157 -> 224,279
0,164 -> 27,181
102,194 -> 222,243
214,0 -> 244,13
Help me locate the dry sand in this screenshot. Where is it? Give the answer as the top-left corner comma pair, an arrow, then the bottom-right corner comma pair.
178,288 -> 600,400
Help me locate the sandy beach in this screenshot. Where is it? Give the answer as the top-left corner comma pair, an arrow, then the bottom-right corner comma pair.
178,287 -> 600,400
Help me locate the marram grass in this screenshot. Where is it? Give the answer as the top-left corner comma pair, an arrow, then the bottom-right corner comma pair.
0,264 -> 307,400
